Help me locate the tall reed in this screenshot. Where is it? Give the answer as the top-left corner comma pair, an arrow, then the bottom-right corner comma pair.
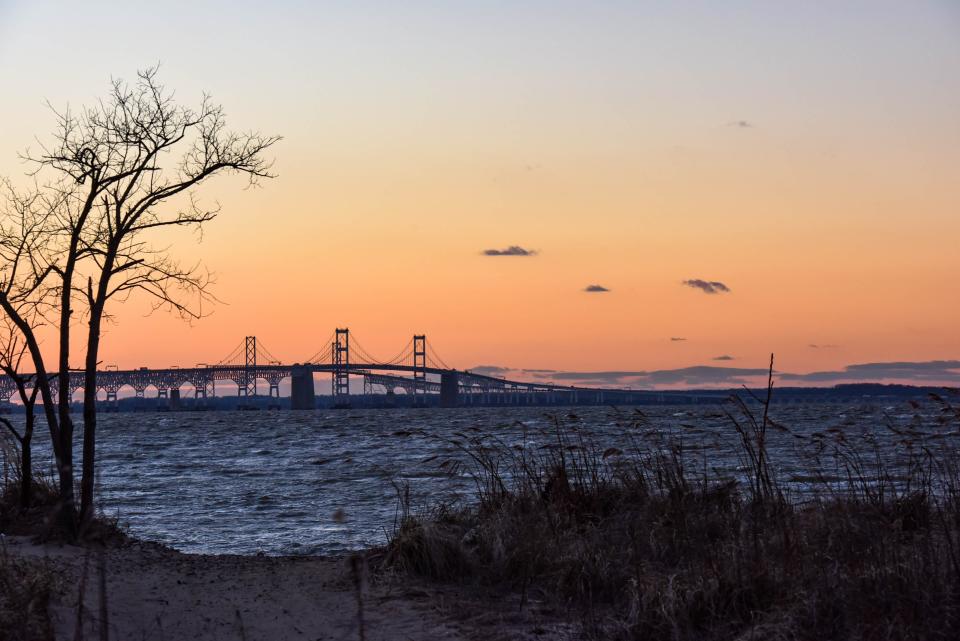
383,385 -> 960,640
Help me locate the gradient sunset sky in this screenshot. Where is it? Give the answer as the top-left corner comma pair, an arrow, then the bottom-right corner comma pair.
1,1 -> 958,389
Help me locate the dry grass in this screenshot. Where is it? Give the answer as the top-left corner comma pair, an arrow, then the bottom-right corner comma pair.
0,473 -> 63,539
0,453 -> 130,547
0,545 -> 59,641
383,391 -> 960,640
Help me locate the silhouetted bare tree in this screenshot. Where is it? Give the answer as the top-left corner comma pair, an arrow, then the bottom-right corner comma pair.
0,318 -> 43,510
0,180 -> 63,512
1,68 -> 279,534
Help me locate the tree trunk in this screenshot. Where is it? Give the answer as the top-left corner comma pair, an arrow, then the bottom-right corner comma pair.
56,236 -> 82,537
79,295 -> 108,524
0,297 -> 61,454
79,342 -> 99,524
57,298 -> 76,530
20,413 -> 32,509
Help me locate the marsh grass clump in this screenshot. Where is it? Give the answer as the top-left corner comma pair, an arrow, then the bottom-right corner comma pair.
383,385 -> 960,640
1,441 -> 130,545
0,547 -> 59,641
382,481 -> 473,580
0,457 -> 63,539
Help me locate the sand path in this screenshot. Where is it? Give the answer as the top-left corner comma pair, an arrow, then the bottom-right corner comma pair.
5,536 -> 466,641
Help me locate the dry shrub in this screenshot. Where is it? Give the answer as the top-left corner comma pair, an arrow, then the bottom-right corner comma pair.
0,548 -> 59,641
384,393 -> 960,641
382,482 -> 471,580
0,472 -> 61,538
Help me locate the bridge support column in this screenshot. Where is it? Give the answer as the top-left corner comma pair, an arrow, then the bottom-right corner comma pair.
332,328 -> 350,407
440,371 -> 459,408
169,388 -> 181,410
291,366 -> 316,410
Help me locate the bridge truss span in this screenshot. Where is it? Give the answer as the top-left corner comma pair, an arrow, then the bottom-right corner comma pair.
0,330 -> 654,408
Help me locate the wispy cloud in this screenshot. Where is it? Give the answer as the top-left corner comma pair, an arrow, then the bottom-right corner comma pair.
682,279 -> 731,295
584,284 -> 610,293
470,360 -> 960,390
482,245 -> 537,256
481,365 -> 769,388
781,360 -> 960,384
670,337 -> 687,342
469,365 -> 512,376
808,344 -> 840,349
547,366 -> 769,387
713,355 -> 735,361
729,120 -> 753,128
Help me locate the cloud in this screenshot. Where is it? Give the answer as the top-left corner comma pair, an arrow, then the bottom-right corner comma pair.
713,355 -> 735,361
729,120 -> 753,128
808,344 -> 839,349
482,245 -> 537,256
467,364 -> 768,388
682,279 -> 731,295
545,366 -> 770,388
780,360 -> 960,384
584,284 -> 610,292
469,365 -> 512,376
670,337 -> 687,342
469,360 -> 960,390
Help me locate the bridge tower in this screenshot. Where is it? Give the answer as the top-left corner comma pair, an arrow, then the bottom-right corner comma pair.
241,336 -> 257,397
413,334 -> 426,405
332,328 -> 350,404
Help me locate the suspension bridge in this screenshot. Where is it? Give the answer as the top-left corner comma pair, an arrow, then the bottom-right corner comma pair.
0,329 -> 697,409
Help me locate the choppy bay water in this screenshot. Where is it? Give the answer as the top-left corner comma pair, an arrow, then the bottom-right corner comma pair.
4,402 -> 958,556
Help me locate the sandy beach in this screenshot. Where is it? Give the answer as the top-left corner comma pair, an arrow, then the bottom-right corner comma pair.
4,535 -> 568,641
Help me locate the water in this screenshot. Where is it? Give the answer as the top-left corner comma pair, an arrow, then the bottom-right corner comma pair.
3,402 -> 957,556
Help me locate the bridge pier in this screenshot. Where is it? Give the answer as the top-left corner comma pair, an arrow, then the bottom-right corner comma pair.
291,366 -> 316,410
440,371 -> 459,408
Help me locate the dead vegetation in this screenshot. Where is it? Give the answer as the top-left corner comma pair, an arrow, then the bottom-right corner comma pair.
383,382 -> 960,640
0,545 -> 59,641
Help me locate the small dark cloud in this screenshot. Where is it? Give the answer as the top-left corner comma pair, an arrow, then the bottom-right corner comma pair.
808,344 -> 839,349
584,284 -> 610,293
482,245 -> 537,257
670,337 -> 687,342
729,120 -> 753,128
683,279 -> 731,295
713,355 -> 735,361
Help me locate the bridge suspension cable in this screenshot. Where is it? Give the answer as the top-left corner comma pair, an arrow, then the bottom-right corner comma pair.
426,339 -> 450,370
303,330 -> 337,365
256,340 -> 283,365
350,334 -> 414,366
214,339 -> 247,367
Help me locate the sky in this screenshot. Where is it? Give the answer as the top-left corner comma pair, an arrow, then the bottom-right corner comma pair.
0,1 -> 958,389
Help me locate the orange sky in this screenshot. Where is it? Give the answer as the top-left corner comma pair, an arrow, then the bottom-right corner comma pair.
0,1 -> 958,388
